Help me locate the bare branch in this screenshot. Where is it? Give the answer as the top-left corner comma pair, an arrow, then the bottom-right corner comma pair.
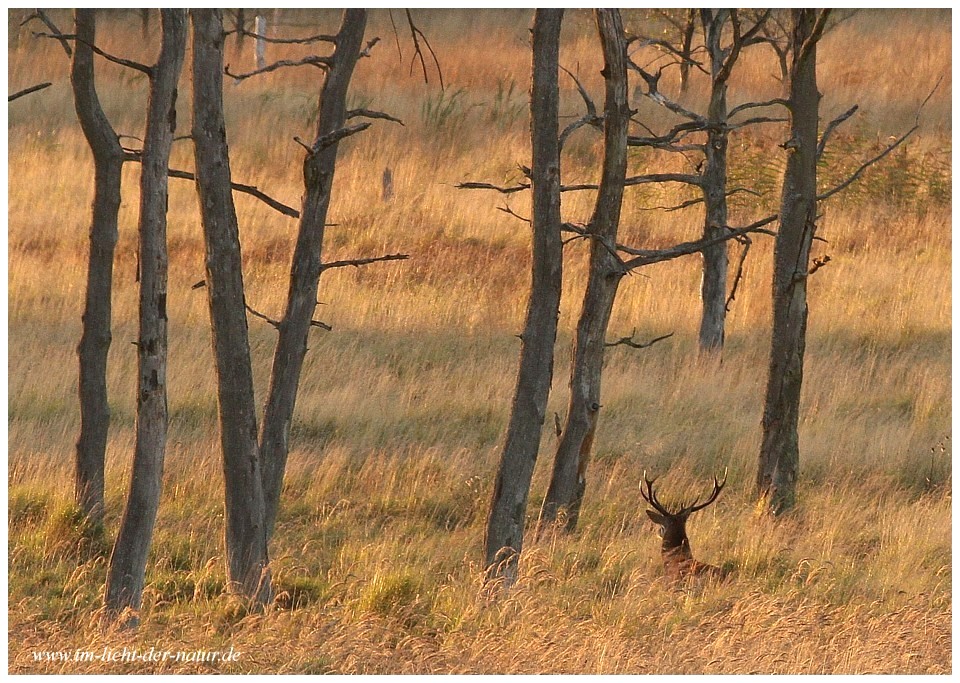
817,126 -> 916,201
619,214 -> 778,271
225,54 -> 332,81
318,253 -> 409,272
725,234 -> 752,311
625,172 -> 703,188
497,205 -> 531,224
225,27 -> 336,45
457,181 -> 529,194
86,40 -> 152,75
561,65 -> 597,118
22,10 -> 71,56
728,97 -> 789,118
123,151 -> 300,217
8,81 -> 52,102
347,108 -> 405,126
405,10 -> 444,89
797,9 -> 832,66
817,104 -> 859,159
605,330 -> 674,350
245,303 -> 281,329
725,115 -> 788,131
628,61 -> 707,124
308,122 -> 372,153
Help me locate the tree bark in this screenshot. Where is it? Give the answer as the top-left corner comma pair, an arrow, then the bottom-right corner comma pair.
537,9 -> 629,534
484,8 -> 564,582
71,9 -> 124,526
260,9 -> 367,539
191,8 -> 271,604
757,9 -> 825,514
104,9 -> 186,623
697,10 -> 736,353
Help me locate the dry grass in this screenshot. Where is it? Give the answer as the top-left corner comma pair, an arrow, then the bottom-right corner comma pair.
7,9 -> 951,674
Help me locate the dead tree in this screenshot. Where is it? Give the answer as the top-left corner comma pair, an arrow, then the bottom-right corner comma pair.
538,9 -> 630,533
71,9 -> 124,526
462,12 -> 779,538
756,8 -> 927,513
630,10 -> 779,354
104,9 -> 187,624
193,9 -> 404,605
259,8 -> 371,538
756,9 -> 826,514
483,8 -> 564,583
191,8 -> 271,604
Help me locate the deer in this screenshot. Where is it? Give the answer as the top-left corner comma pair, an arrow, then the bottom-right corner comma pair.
640,471 -> 729,580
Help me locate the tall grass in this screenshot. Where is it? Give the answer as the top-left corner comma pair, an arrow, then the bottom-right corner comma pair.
7,9 -> 950,674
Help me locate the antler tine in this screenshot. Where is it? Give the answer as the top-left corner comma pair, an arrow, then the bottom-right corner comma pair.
639,470 -> 672,516
684,470 -> 727,514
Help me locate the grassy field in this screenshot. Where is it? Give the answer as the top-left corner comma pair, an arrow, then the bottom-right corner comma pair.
7,9 -> 951,674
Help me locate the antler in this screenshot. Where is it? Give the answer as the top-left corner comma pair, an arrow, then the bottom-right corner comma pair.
639,471 -> 673,517
682,470 -> 727,515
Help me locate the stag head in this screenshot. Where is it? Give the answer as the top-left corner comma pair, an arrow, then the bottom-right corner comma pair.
640,471 -> 726,563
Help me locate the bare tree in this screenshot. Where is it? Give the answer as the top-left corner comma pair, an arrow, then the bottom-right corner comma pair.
259,8 -> 370,538
104,9 -> 187,624
630,11 -> 779,353
71,9 -> 124,526
191,8 -> 271,604
755,8 -> 925,513
192,9 -> 403,605
538,9 -> 630,533
483,8 -> 564,583
756,9 -> 829,513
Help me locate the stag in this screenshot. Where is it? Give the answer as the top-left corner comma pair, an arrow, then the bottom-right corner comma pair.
640,472 -> 728,580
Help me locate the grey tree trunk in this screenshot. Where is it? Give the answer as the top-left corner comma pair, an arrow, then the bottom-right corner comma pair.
537,9 -> 629,534
191,9 -> 271,604
757,9 -> 825,514
484,8 -> 564,581
678,9 -> 697,97
71,9 -> 124,526
104,9 -> 187,623
260,10 -> 367,540
697,10 -> 738,353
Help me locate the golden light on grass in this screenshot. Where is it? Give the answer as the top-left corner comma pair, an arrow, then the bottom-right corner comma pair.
8,9 -> 950,674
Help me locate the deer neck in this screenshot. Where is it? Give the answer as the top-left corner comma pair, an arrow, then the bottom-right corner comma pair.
662,539 -> 693,563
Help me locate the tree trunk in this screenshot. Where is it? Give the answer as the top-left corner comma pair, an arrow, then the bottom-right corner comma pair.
260,9 -> 367,539
697,10 -> 735,353
757,9 -> 824,514
678,8 -> 697,97
191,8 -> 271,605
538,9 -> 629,534
104,9 -> 186,623
484,8 -> 564,582
71,9 -> 124,527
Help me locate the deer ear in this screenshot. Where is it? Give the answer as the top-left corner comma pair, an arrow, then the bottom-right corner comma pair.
646,509 -> 667,526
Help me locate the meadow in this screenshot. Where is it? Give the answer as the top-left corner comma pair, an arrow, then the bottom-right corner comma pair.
7,9 -> 951,673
